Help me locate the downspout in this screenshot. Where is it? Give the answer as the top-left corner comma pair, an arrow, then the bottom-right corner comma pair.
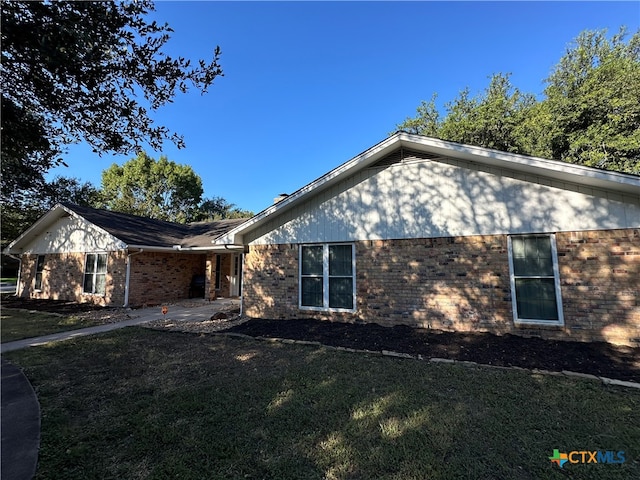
239,253 -> 244,317
123,249 -> 144,307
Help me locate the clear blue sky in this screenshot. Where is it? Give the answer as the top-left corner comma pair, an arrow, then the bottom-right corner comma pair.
47,1 -> 640,214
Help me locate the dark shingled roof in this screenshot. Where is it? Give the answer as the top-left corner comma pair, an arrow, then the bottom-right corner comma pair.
60,203 -> 248,249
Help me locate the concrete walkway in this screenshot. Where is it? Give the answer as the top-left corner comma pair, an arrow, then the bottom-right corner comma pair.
0,299 -> 239,479
1,359 -> 40,480
0,299 -> 240,353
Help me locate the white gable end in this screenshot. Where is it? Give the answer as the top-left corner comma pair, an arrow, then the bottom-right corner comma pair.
19,214 -> 124,254
246,155 -> 640,245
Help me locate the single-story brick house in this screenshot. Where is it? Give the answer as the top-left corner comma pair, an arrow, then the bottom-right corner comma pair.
5,203 -> 247,307
216,132 -> 640,346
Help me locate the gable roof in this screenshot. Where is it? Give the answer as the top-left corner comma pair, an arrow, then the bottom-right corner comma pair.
5,203 -> 247,254
217,132 -> 640,245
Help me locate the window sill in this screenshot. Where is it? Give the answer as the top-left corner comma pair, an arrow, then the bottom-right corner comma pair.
82,292 -> 106,298
514,319 -> 564,329
299,306 -> 356,314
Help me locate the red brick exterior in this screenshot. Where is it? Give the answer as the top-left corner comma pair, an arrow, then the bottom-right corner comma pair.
243,229 -> 640,346
16,251 -> 232,307
18,251 -> 127,306
127,252 -> 207,307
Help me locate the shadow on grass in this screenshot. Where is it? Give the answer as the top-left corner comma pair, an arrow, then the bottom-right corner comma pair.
5,328 -> 639,480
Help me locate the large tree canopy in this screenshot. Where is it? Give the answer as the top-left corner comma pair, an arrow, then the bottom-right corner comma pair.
1,0 -> 223,200
396,27 -> 640,174
100,153 -> 204,223
542,28 -> 640,172
196,196 -> 255,221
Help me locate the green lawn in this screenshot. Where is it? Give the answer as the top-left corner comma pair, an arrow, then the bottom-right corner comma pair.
5,328 -> 639,480
0,308 -> 104,342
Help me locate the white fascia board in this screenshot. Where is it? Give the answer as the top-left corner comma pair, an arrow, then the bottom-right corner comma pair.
4,204 -> 67,253
5,203 -> 127,254
215,133 -> 640,246
161,244 -> 245,253
398,133 -> 640,194
214,134 -> 403,245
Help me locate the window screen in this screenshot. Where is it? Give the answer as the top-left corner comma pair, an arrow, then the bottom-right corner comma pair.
509,235 -> 562,323
300,244 -> 354,310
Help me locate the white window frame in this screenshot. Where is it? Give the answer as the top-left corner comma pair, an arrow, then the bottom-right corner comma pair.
299,243 -> 356,312
507,234 -> 564,326
34,254 -> 45,291
83,252 -> 108,296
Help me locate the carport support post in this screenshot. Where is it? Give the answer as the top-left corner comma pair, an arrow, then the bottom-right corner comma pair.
123,249 -> 143,307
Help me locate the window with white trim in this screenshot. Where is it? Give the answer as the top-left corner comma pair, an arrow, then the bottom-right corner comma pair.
300,244 -> 355,311
508,235 -> 563,325
34,255 -> 45,290
83,253 -> 107,295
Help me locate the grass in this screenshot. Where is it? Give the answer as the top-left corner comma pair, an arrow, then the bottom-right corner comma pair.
0,308 -> 105,343
5,327 -> 640,480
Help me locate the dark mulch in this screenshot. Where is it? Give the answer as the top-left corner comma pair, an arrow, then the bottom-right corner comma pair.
1,295 -> 111,314
4,295 -> 638,383
225,318 -> 640,383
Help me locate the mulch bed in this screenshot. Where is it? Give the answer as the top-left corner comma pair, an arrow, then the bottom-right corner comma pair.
4,295 -> 638,383
225,318 -> 640,383
1,295 -> 110,314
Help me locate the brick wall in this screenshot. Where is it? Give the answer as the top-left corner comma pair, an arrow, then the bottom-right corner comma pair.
203,253 -> 237,300
18,251 -> 127,306
205,253 -> 217,300
217,254 -> 233,297
555,229 -> 639,345
243,229 -> 639,346
127,252 -> 206,307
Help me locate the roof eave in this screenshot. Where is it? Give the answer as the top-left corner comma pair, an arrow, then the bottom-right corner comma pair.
217,132 -> 640,245
214,134 -> 404,244
4,203 -> 75,254
396,133 -> 640,194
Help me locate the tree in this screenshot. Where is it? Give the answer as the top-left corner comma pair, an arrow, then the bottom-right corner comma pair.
100,153 -> 204,223
397,74 -> 537,154
396,27 -> 640,174
196,196 -> 254,221
1,0 -> 223,201
542,28 -> 640,173
396,94 -> 441,137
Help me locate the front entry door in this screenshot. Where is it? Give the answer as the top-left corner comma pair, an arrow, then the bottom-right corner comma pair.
229,254 -> 242,297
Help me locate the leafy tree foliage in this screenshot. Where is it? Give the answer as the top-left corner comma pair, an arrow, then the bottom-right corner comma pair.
396,28 -> 640,174
100,153 -> 204,223
197,197 -> 254,221
542,28 -> 640,173
438,74 -> 536,154
1,0 -> 223,201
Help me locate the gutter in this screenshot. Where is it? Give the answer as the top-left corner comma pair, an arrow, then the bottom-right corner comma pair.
127,244 -> 186,252
123,249 -> 144,307
172,245 -> 244,252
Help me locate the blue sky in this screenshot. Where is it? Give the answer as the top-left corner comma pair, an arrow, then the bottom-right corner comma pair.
48,1 -> 640,214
